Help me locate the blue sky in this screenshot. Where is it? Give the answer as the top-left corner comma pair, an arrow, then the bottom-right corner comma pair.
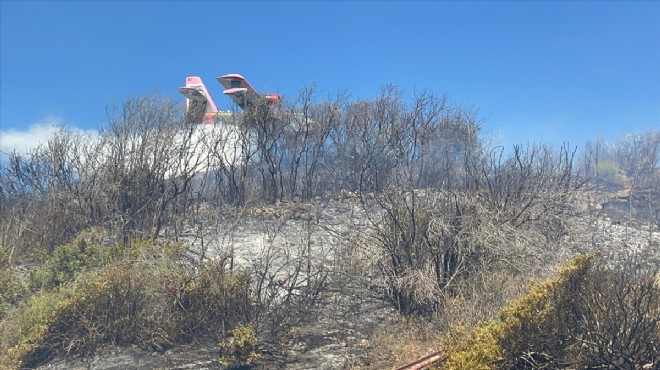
1,1 -> 659,153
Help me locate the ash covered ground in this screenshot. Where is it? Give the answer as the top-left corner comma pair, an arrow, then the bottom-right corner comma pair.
37,187 -> 660,370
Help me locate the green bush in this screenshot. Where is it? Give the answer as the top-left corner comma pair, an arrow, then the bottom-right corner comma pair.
0,269 -> 25,321
2,263 -> 169,369
27,231 -> 183,291
0,244 -> 27,321
219,323 -> 260,366
29,233 -> 113,291
1,242 -> 254,369
0,287 -> 73,369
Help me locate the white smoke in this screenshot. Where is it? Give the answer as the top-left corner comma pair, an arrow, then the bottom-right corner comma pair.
0,116 -> 254,180
0,116 -> 98,156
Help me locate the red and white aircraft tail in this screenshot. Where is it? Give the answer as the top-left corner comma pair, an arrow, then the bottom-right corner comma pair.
178,76 -> 219,124
218,74 -> 281,110
179,74 -> 281,124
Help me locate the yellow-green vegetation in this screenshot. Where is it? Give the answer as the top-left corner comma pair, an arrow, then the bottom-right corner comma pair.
440,255 -> 593,370
29,236 -> 112,291
219,324 -> 260,365
2,259 -> 175,368
0,233 -> 253,370
1,286 -> 74,369
0,269 -> 25,319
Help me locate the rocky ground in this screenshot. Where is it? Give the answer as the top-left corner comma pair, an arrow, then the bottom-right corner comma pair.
36,188 -> 660,370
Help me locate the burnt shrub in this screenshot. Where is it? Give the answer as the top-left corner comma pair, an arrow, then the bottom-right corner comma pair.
440,254 -> 660,369
174,256 -> 253,341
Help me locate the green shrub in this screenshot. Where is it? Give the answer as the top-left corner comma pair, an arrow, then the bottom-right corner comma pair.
0,287 -> 73,369
0,232 -> 258,369
0,244 -> 27,320
1,237 -> 178,369
0,269 -> 25,320
2,263 -> 171,369
1,243 -> 255,369
219,324 -> 260,366
29,234 -> 113,291
27,231 -> 183,291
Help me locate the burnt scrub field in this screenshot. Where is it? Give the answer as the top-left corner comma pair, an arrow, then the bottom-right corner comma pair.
1,92 -> 659,369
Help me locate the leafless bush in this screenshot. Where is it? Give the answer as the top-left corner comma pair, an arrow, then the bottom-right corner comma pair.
97,95 -> 204,240
466,143 -> 585,237
0,94 -> 209,259
371,139 -> 585,315
612,130 -> 659,188
0,130 -> 94,257
282,86 -> 345,199
373,190 -> 526,315
244,215 -> 334,343
574,254 -> 660,368
175,255 -> 252,341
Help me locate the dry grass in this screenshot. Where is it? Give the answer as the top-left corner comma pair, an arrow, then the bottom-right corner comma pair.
349,270 -> 536,370
437,271 -> 535,331
361,315 -> 441,370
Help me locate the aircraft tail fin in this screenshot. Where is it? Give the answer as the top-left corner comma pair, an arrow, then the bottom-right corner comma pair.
217,74 -> 281,109
179,76 -> 218,123
178,76 -> 219,123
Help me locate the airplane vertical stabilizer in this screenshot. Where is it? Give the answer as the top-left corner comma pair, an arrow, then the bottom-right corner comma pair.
178,76 -> 220,124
